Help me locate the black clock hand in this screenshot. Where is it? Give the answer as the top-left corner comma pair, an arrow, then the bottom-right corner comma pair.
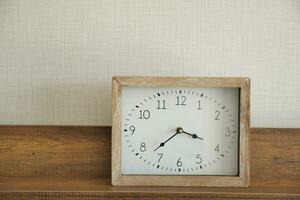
153,132 -> 178,152
153,127 -> 204,151
182,131 -> 204,140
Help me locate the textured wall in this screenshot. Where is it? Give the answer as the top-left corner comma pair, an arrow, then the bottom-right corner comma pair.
0,0 -> 299,127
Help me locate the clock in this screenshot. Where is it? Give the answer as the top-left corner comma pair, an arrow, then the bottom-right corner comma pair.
112,77 -> 250,187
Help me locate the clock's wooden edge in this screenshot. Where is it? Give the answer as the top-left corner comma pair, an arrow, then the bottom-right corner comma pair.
239,77 -> 251,187
114,176 -> 247,187
111,78 -> 122,186
112,76 -> 251,87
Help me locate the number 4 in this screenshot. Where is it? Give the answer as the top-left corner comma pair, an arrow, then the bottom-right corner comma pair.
215,144 -> 220,153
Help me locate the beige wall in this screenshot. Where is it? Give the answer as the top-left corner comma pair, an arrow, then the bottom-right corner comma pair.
0,0 -> 299,127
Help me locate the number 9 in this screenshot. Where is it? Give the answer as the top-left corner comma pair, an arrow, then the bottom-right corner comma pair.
129,125 -> 135,135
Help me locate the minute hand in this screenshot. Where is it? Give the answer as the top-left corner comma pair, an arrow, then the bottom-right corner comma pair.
153,132 -> 178,152
182,131 -> 204,140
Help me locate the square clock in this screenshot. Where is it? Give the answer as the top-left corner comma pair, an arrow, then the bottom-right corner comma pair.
112,77 -> 250,187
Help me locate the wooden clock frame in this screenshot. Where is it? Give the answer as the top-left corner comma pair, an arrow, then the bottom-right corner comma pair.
111,76 -> 250,187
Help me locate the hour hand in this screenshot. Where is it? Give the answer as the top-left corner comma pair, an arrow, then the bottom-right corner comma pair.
182,130 -> 204,140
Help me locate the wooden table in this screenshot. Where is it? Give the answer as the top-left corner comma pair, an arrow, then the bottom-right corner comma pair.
0,126 -> 299,199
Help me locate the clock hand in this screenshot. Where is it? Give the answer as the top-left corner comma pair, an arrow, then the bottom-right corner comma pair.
180,129 -> 204,140
153,127 -> 204,151
153,132 -> 179,152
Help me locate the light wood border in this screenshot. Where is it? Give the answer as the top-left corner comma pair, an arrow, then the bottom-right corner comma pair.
112,77 -> 250,187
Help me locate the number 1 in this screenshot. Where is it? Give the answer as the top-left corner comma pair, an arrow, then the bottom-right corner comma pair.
197,100 -> 202,110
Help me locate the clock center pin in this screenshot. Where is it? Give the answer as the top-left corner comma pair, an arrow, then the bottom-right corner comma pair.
176,127 -> 183,134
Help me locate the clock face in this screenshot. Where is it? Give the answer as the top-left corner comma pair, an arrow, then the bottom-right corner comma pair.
121,86 -> 240,175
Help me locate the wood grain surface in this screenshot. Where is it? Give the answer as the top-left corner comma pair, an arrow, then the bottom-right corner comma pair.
0,126 -> 299,199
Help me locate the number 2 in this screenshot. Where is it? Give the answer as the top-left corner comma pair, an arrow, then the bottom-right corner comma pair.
215,110 -> 221,120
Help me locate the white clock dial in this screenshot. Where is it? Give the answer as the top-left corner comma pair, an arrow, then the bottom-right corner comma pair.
121,87 -> 239,175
